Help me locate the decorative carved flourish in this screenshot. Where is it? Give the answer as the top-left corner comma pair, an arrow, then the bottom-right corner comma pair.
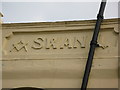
114,24 -> 119,34
98,44 -> 108,49
10,40 -> 28,52
5,32 -> 13,39
98,34 -> 109,49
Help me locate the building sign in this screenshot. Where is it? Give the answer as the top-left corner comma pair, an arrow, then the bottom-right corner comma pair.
2,27 -> 118,60
2,19 -> 119,88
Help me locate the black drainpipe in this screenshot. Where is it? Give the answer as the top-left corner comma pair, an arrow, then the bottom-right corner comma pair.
81,0 -> 107,90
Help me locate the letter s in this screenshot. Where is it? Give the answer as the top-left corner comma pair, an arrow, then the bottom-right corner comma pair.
32,38 -> 43,49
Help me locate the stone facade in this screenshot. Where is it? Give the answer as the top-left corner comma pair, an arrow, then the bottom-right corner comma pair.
2,18 -> 119,89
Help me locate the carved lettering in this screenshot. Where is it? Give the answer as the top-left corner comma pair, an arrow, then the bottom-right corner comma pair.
10,36 -> 89,52
60,38 -> 72,49
45,38 -> 57,49
32,38 -> 43,49
73,36 -> 86,48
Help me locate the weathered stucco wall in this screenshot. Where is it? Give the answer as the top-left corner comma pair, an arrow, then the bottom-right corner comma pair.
2,18 -> 119,88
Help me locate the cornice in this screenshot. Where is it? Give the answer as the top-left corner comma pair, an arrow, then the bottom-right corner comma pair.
2,18 -> 119,29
